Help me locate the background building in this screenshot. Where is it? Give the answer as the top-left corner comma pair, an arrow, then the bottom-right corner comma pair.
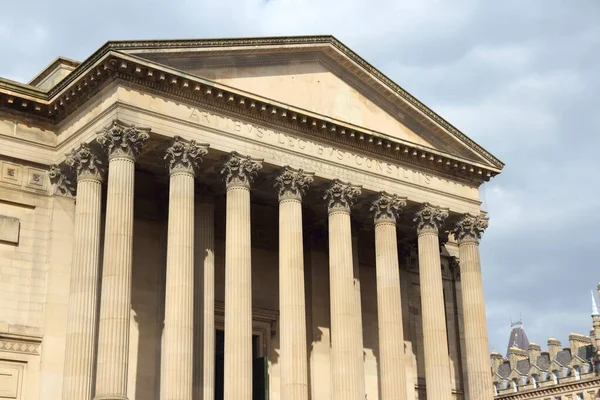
491,290 -> 600,399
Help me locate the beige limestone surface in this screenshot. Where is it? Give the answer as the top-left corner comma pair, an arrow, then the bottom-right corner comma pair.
0,36 -> 502,400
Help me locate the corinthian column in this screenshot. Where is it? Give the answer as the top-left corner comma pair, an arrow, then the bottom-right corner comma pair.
369,192 -> 408,400
413,203 -> 451,400
61,144 -> 103,400
452,214 -> 493,400
161,137 -> 209,400
95,121 -> 149,400
323,180 -> 364,400
220,152 -> 262,400
275,167 -> 314,400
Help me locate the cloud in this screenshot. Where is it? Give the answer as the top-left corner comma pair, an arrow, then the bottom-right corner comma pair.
1,0 -> 599,358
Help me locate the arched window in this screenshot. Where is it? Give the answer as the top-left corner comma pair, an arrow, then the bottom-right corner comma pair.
574,365 -> 581,380
512,378 -> 519,392
552,369 -> 560,384
493,382 -> 500,396
532,374 -> 540,388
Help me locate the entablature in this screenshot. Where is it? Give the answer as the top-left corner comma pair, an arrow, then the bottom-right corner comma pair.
0,49 -> 501,187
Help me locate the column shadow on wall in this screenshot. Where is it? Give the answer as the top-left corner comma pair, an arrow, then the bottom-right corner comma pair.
131,218 -> 167,400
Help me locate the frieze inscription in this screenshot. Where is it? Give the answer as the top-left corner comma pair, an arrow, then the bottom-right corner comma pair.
189,108 -> 451,189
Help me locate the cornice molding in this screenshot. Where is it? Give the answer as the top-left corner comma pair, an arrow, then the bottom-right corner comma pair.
61,36 -> 505,170
496,376 -> 600,399
0,44 -> 501,184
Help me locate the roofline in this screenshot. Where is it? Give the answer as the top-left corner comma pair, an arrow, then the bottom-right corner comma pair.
94,35 -> 504,169
28,56 -> 81,86
0,35 -> 504,171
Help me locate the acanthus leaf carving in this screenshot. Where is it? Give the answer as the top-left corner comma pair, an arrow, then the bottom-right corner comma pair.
48,164 -> 75,197
370,191 -> 407,223
452,213 -> 488,243
65,143 -> 104,181
164,136 -> 209,175
413,203 -> 448,233
96,120 -> 150,160
274,167 -> 314,201
323,179 -> 361,212
220,151 -> 263,188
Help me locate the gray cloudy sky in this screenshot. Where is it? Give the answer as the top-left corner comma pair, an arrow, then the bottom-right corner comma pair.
2,1 -> 599,355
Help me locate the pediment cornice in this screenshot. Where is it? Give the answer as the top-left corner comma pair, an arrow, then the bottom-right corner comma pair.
0,48 -> 499,185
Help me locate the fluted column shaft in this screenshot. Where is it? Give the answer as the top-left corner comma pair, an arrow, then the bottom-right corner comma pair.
324,180 -> 363,400
279,197 -> 309,400
161,169 -> 195,400
418,230 -> 452,399
329,209 -> 363,400
62,166 -> 102,400
224,184 -> 252,400
276,168 -> 313,400
459,239 -> 493,400
371,193 -> 408,400
95,121 -> 149,400
195,200 -> 215,400
453,214 -> 492,400
95,154 -> 136,400
221,152 -> 262,400
415,204 -> 451,400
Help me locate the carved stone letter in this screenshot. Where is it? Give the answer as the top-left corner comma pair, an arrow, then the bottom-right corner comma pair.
96,120 -> 150,160
164,136 -> 209,176
323,179 -> 361,213
452,213 -> 488,243
220,151 -> 263,188
413,203 -> 449,234
274,167 -> 314,201
370,192 -> 407,224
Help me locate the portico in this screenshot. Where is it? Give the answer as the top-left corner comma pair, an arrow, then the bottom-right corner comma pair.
0,36 -> 503,400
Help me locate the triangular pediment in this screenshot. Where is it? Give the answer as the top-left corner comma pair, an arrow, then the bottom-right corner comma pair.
144,57 -> 435,148
0,36 -> 503,179
115,36 -> 502,169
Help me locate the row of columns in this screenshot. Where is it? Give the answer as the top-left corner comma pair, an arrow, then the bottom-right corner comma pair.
57,121 -> 492,400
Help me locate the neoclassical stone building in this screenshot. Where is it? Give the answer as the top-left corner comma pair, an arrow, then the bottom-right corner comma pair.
0,36 -> 503,400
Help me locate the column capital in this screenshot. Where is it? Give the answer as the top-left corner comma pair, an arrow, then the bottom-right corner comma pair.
274,166 -> 314,201
452,213 -> 488,244
65,143 -> 104,182
96,120 -> 150,161
164,136 -> 209,176
220,151 -> 263,189
370,192 -> 407,224
48,164 -> 75,197
413,203 -> 448,234
323,179 -> 361,214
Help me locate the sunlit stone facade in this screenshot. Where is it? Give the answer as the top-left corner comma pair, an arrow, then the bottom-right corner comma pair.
0,36 -> 503,400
